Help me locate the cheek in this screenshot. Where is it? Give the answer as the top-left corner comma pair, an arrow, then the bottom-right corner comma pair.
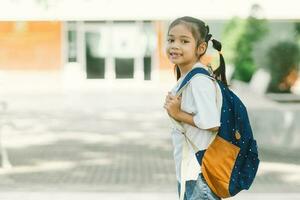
165,45 -> 170,54
184,44 -> 196,54
165,49 -> 170,58
186,47 -> 197,57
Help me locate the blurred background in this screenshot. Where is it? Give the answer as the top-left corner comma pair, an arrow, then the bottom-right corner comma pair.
0,0 -> 300,199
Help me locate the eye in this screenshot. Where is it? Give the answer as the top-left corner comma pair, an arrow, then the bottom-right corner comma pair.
181,40 -> 189,44
167,38 -> 174,43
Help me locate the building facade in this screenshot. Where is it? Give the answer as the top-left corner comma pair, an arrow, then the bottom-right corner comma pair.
0,20 -> 175,82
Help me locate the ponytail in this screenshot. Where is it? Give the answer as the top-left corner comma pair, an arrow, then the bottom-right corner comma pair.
205,26 -> 228,86
211,39 -> 228,86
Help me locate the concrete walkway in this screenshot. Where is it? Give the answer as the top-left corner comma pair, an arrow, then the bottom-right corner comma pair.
0,75 -> 300,199
0,192 -> 300,200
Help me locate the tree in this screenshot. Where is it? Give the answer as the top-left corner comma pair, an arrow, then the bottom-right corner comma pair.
266,41 -> 300,93
223,4 -> 268,82
232,16 -> 268,82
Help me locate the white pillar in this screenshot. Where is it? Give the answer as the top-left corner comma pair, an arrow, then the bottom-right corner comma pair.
134,21 -> 145,81
134,56 -> 144,81
77,21 -> 86,78
105,21 -> 115,80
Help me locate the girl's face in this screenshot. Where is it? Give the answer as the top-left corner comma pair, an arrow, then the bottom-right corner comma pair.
166,24 -> 199,68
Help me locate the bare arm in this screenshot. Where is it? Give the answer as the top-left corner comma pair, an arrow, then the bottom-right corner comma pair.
174,111 -> 219,132
164,93 -> 219,132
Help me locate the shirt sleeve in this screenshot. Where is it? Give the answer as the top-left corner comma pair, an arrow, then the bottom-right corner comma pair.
190,75 -> 220,129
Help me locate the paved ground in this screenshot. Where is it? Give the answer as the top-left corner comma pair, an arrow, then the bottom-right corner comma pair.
0,78 -> 300,199
0,192 -> 299,200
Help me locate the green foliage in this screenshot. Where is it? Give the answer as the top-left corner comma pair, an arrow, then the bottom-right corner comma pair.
296,22 -> 300,46
223,17 -> 268,82
222,17 -> 247,64
266,41 -> 300,93
295,22 -> 300,36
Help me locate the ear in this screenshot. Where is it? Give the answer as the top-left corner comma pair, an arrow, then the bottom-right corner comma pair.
197,42 -> 207,56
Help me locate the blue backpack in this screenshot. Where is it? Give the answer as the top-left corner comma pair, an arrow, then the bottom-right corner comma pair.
177,67 -> 259,198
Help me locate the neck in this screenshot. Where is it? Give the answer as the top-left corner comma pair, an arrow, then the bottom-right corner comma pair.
178,61 -> 198,76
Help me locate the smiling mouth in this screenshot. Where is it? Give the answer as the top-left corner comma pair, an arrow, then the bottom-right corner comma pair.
170,52 -> 182,58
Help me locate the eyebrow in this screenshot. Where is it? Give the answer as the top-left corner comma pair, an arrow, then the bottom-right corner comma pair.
168,34 -> 192,39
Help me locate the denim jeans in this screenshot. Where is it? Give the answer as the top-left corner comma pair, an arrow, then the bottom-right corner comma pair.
178,173 -> 221,200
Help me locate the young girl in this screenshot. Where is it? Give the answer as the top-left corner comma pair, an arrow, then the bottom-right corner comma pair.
164,16 -> 228,200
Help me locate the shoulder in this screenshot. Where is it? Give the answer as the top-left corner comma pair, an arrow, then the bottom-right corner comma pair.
189,74 -> 215,91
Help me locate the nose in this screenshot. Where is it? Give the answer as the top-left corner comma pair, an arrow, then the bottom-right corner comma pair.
170,42 -> 180,50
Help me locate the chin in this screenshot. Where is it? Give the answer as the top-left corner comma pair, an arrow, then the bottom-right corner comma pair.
170,60 -> 183,65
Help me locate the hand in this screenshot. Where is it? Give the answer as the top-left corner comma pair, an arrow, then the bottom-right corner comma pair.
164,92 -> 182,120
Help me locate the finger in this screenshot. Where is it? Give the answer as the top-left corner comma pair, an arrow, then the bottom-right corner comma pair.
168,95 -> 175,100
164,105 -> 169,110
166,96 -> 173,102
166,95 -> 174,102
171,98 -> 179,103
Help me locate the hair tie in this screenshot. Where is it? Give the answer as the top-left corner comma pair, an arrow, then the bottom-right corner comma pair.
206,34 -> 212,43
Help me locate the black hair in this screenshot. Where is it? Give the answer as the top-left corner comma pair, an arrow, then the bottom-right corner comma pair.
167,16 -> 228,86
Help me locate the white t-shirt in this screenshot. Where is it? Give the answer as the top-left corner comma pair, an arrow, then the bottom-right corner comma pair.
170,62 -> 222,181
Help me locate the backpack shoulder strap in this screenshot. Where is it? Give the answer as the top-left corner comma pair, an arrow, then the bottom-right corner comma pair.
176,67 -> 214,96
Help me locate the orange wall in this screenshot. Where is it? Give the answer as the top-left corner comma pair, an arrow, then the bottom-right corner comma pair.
0,21 -> 62,70
155,21 -> 173,70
